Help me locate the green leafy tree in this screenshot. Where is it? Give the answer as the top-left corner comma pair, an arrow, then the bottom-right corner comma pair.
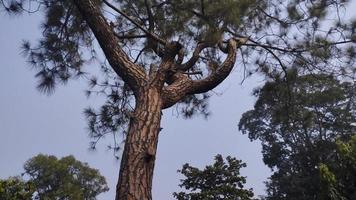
319,135 -> 356,200
0,177 -> 35,200
239,73 -> 355,200
336,135 -> 356,198
174,154 -> 254,200
0,154 -> 108,200
1,0 -> 355,199
25,154 -> 109,200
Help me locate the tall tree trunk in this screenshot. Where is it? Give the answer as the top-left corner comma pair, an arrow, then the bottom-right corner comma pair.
116,87 -> 162,200
72,2 -> 239,199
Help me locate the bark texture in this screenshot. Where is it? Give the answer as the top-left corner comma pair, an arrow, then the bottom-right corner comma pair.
116,88 -> 162,200
72,1 -> 241,200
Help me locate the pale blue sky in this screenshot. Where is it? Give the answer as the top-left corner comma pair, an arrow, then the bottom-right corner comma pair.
1,3 -> 354,199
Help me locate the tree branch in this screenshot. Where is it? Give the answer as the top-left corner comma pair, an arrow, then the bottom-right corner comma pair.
162,39 -> 239,108
177,42 -> 214,71
188,39 -> 238,94
102,0 -> 166,45
162,73 -> 193,108
227,28 -> 354,53
144,0 -> 154,32
115,34 -> 148,40
150,42 -> 183,89
73,0 -> 147,95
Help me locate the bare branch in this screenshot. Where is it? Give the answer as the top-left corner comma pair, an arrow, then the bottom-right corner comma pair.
102,0 -> 166,45
183,71 -> 203,76
134,47 -> 147,63
144,0 -> 154,32
227,29 -> 354,53
260,44 -> 288,75
115,34 -> 148,40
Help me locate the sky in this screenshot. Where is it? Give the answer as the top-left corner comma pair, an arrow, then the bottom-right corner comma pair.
0,2 -> 354,199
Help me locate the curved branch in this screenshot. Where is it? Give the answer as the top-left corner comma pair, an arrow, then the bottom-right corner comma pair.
177,42 -> 214,71
73,0 -> 147,95
162,39 -> 238,108
188,39 -> 238,94
162,73 -> 193,108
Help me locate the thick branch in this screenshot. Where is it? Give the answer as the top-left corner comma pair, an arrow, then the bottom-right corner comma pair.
150,42 -> 183,89
162,73 -> 193,108
162,39 -> 238,108
188,39 -> 238,94
73,0 -> 147,95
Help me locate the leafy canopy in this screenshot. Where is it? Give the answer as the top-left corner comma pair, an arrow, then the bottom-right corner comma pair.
0,177 -> 35,200
318,135 -> 356,200
239,73 -> 355,200
0,154 -> 109,200
174,154 -> 254,200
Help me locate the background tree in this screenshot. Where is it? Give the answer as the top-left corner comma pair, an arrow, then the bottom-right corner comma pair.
239,73 -> 355,200
173,154 -> 254,200
0,154 -> 109,200
0,177 -> 35,200
319,135 -> 356,200
1,0 -> 355,199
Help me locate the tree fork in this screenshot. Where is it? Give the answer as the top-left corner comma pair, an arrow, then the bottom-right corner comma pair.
72,1 -> 239,199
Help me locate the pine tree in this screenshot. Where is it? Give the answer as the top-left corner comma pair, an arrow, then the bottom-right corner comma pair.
1,0 -> 355,199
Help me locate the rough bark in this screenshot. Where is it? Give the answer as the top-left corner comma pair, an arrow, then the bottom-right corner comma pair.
162,39 -> 238,108
73,0 -> 147,95
72,2 -> 240,200
116,87 -> 162,200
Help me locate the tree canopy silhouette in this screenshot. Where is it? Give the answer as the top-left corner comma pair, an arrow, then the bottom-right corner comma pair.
0,154 -> 108,200
174,154 -> 254,200
239,73 -> 355,199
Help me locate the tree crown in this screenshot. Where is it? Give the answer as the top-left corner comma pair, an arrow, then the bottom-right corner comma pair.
0,154 -> 109,200
174,154 -> 255,200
